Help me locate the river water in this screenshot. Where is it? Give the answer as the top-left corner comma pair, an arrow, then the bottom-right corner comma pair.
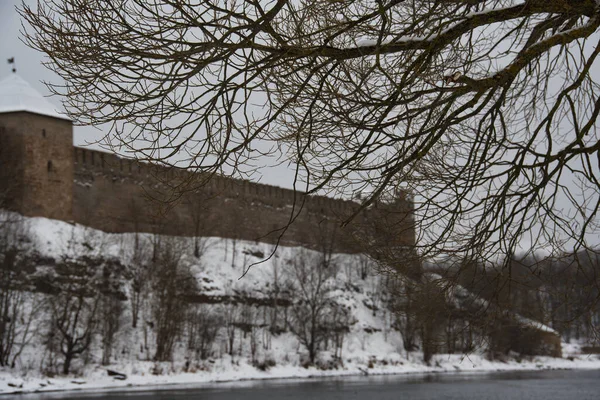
16,369 -> 600,400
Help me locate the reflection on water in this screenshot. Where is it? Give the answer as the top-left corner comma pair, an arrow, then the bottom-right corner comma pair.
14,369 -> 600,400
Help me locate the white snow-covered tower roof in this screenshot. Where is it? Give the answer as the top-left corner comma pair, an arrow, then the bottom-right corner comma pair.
0,74 -> 70,121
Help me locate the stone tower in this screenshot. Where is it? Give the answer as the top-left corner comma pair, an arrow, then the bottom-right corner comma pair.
0,74 -> 73,221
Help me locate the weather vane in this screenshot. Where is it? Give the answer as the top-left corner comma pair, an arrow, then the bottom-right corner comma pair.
7,57 -> 16,73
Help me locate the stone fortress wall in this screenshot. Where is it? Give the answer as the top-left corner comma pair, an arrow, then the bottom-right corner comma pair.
72,147 -> 415,252
0,109 -> 415,254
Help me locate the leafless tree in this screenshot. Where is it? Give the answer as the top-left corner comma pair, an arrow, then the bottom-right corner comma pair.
186,304 -> 223,361
91,256 -> 128,366
47,293 -> 99,375
357,255 -> 372,282
324,302 -> 353,361
127,235 -> 151,329
20,0 -> 600,268
222,303 -> 240,358
544,252 -> 600,342
99,295 -> 124,366
387,274 -> 419,352
0,212 -> 38,368
150,239 -> 197,361
45,258 -> 100,375
288,251 -> 341,364
267,255 -> 282,334
265,254 -> 293,337
237,301 -> 261,363
416,278 -> 449,364
249,322 -> 260,365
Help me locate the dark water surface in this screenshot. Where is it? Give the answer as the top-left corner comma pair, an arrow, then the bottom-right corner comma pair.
17,369 -> 600,400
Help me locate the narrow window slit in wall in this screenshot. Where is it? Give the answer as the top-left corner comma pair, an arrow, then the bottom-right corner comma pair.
47,160 -> 53,172
42,129 -> 46,137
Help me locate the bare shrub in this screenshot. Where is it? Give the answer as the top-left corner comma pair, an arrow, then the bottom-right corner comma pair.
187,304 -> 223,361
0,213 -> 38,368
128,234 -> 151,329
151,240 -> 197,361
288,251 -> 342,364
387,273 -> 449,362
45,258 -> 100,375
47,291 -> 98,375
222,303 -> 240,358
238,302 -> 260,364
100,295 -> 124,366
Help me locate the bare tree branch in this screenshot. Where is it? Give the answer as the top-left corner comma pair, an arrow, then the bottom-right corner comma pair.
19,0 -> 600,266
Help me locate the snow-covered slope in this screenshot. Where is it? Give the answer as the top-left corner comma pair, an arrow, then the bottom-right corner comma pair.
1,214 -> 599,395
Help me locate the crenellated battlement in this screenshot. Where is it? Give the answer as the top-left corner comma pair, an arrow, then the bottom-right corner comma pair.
69,146 -> 414,252
74,148 -> 367,212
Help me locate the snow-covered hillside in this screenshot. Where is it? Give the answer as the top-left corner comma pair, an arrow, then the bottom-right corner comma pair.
1,214 -> 600,395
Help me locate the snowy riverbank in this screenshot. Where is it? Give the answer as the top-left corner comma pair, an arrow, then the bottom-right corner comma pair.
3,348 -> 600,396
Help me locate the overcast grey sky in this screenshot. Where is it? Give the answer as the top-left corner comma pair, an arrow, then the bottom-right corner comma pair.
0,0 -> 297,189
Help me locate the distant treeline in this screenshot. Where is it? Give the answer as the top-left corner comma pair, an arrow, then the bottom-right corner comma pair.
430,251 -> 600,343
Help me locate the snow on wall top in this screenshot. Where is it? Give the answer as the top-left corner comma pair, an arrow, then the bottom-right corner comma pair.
0,74 -> 70,121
